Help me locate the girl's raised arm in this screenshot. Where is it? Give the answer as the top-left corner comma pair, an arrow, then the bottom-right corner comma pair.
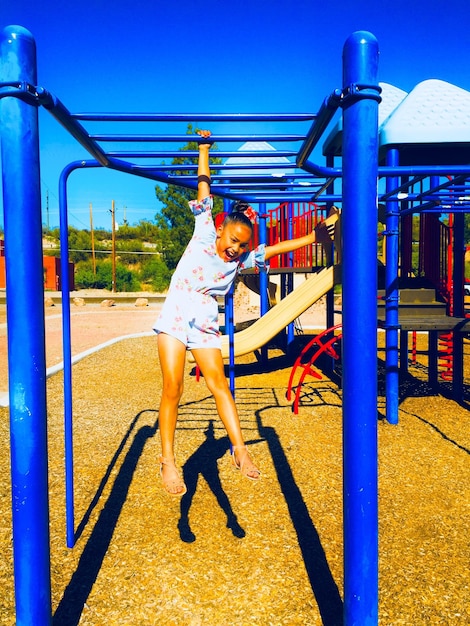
196,130 -> 212,202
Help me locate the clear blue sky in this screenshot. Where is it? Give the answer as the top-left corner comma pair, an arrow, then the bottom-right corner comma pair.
1,0 -> 469,230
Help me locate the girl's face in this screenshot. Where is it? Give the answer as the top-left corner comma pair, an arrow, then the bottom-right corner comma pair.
215,222 -> 252,262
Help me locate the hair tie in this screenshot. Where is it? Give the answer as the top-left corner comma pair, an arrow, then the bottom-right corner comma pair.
243,206 -> 257,224
197,175 -> 211,185
230,201 -> 256,224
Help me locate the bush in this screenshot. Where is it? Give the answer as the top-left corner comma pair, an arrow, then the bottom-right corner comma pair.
139,256 -> 172,292
75,259 -> 140,292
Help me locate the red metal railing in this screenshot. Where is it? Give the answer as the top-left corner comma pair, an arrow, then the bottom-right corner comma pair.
265,202 -> 331,269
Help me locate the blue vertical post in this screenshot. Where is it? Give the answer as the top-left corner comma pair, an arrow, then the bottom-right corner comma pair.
452,210 -> 465,398
286,202 -> 295,345
385,148 -> 400,424
59,163 -> 76,547
258,203 -> 269,315
223,197 -> 236,394
326,157 -> 336,331
59,161 -> 101,548
341,32 -> 380,625
0,25 -> 52,625
258,203 -> 269,363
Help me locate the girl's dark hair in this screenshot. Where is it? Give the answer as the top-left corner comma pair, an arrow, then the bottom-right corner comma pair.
223,201 -> 254,230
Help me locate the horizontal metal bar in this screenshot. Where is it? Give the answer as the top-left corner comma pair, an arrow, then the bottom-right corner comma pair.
104,150 -> 299,158
130,167 -> 302,176
105,150 -> 298,159
400,202 -> 443,215
423,174 -> 470,196
37,89 -> 110,167
144,162 -> 298,172
71,112 -> 316,122
210,172 -> 315,180
379,176 -> 427,201
302,158 -> 342,178
302,160 -> 470,181
144,171 -> 321,189
205,181 -> 321,190
89,133 -> 306,143
297,89 -> 343,167
378,165 -> 470,177
231,193 -> 343,203
378,192 -> 470,205
60,157 -> 344,205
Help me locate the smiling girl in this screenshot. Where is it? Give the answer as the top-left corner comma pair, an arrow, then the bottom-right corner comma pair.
154,130 -> 332,496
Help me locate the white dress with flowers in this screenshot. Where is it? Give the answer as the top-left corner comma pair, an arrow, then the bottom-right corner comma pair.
153,196 -> 266,349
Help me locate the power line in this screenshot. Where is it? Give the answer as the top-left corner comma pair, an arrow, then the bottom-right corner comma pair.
45,248 -> 160,255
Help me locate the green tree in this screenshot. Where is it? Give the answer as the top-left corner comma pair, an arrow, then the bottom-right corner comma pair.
116,239 -> 145,265
67,228 -> 93,263
155,125 -> 223,269
139,255 -> 172,292
135,220 -> 161,240
75,259 -> 140,291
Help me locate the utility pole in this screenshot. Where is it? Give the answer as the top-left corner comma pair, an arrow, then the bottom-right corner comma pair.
111,200 -> 116,292
89,202 -> 96,276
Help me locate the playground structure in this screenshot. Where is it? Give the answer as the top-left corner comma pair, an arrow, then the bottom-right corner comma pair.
1,24 -> 470,626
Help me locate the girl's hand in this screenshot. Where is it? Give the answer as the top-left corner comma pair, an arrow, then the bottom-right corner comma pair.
197,129 -> 213,149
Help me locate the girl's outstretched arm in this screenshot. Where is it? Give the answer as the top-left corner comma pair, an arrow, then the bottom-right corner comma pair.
264,207 -> 339,261
196,129 -> 212,202
264,231 -> 316,261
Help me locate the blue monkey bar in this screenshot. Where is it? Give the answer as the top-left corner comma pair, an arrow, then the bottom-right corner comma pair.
2,22 -> 470,626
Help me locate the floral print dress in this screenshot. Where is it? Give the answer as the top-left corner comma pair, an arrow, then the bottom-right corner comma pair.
153,196 -> 266,349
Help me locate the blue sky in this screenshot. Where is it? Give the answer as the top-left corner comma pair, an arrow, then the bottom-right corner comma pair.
1,0 -> 470,230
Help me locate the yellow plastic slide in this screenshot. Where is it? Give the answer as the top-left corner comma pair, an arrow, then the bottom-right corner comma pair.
189,265 -> 335,361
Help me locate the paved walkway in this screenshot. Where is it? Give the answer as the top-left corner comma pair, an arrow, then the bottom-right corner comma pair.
0,303 -> 161,404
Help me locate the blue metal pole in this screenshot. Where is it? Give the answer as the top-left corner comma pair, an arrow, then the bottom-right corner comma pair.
258,204 -> 269,363
326,156 -> 336,331
258,204 -> 269,316
341,32 -> 380,625
223,197 -> 236,395
59,163 -> 76,547
57,161 -> 101,547
452,210 -> 465,398
0,25 -> 52,625
385,149 -> 400,424
286,202 -> 295,345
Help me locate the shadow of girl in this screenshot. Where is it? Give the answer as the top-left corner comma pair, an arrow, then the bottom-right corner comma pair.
178,421 -> 245,542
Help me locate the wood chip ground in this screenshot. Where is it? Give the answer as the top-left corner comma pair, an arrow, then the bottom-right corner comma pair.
0,324 -> 469,625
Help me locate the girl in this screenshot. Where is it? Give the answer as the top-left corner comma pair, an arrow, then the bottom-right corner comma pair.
154,130 -> 333,496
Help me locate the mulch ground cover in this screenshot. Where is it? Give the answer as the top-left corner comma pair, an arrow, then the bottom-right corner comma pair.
0,332 -> 469,625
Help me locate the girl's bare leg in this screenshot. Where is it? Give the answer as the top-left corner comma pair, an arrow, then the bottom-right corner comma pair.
157,333 -> 187,494
191,347 -> 260,479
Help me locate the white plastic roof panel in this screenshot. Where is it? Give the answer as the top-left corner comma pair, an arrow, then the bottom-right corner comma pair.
377,83 -> 410,127
379,79 -> 470,146
224,141 -> 291,177
322,82 -> 408,156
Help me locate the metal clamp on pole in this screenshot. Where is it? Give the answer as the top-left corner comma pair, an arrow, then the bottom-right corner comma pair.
340,82 -> 382,108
